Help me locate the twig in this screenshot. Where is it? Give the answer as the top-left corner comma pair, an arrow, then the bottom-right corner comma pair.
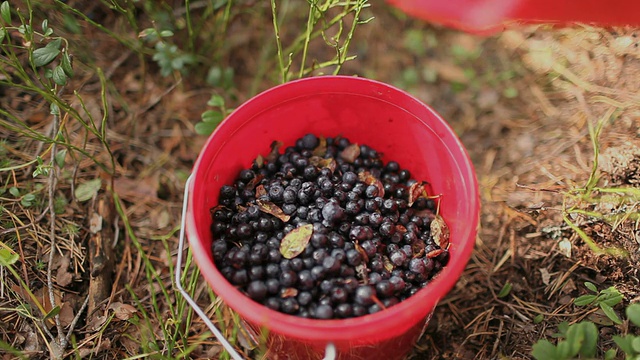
47,108 -> 65,349
65,294 -> 90,344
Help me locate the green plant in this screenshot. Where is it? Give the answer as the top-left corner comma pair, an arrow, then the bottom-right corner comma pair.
613,304 -> 640,360
532,299 -> 640,360
574,282 -> 624,324
532,321 -> 603,360
271,0 -> 372,83
139,27 -> 196,77
195,94 -> 230,136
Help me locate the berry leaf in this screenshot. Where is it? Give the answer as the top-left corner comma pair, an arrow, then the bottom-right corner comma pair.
339,143 -> 360,163
280,224 -> 313,259
584,281 -> 598,293
75,178 -> 102,202
574,294 -> 597,306
531,339 -> 558,360
207,94 -> 225,107
194,121 -> 217,136
0,248 -> 19,266
1,1 -> 10,24
614,335 -> 635,355
312,135 -> 327,157
577,321 -> 598,357
600,302 -> 622,325
32,38 -> 62,67
52,65 -> 67,85
61,50 -> 74,77
257,199 -> 290,223
497,282 -> 512,298
408,181 -> 427,207
430,214 -> 450,249
0,28 -> 6,43
358,171 -> 385,198
627,303 -> 640,327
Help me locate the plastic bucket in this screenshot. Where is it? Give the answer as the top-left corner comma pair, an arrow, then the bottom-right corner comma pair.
185,76 -> 479,360
387,0 -> 640,34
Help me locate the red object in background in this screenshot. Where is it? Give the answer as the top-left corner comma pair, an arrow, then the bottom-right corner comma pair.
186,76 -> 479,359
388,0 -> 640,33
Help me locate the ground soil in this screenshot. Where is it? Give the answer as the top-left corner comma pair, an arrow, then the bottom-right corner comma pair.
1,2 -> 639,359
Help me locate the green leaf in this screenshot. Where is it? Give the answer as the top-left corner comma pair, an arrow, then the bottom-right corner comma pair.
43,305 -> 61,321
42,19 -> 48,32
556,321 -> 570,337
531,339 -> 558,360
207,94 -> 225,107
534,314 -> 544,324
32,38 -> 62,67
604,348 -> 617,360
52,65 -> 67,85
201,110 -> 223,123
194,121 -> 217,136
497,282 -> 512,298
600,287 -> 624,307
614,335 -> 635,355
565,324 -> 585,357
280,224 -> 313,259
600,302 -> 622,325
556,340 -> 574,359
9,186 -> 20,197
74,178 -> 102,202
577,322 -> 598,357
1,1 -> 10,24
584,281 -> 598,293
50,102 -> 60,115
61,50 -> 74,77
0,28 -> 6,43
54,149 -> 67,168
574,294 -> 597,306
627,303 -> 640,327
159,29 -> 174,37
632,337 -> 640,353
0,248 -> 19,266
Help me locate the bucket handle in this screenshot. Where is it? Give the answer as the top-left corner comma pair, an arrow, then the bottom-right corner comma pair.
175,175 -> 336,360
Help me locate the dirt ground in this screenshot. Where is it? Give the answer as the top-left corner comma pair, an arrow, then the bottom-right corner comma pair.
1,1 -> 639,359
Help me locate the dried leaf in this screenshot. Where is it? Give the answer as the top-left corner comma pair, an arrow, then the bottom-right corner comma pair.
236,204 -> 247,212
310,156 -> 337,173
412,241 -> 426,258
245,174 -> 263,191
430,215 -> 450,249
257,200 -> 290,222
408,181 -> 428,207
358,171 -> 385,197
340,143 -> 360,163
427,249 -> 444,258
383,255 -> 395,272
312,136 -> 327,156
266,141 -> 283,163
354,242 -> 369,264
254,154 -> 265,168
395,224 -> 407,234
280,224 -> 313,259
108,302 -> 138,321
255,185 -> 267,198
356,264 -> 368,284
280,288 -> 298,298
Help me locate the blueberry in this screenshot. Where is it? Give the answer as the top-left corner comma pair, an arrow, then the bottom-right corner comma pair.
301,134 -> 319,150
315,304 -> 334,319
247,281 -> 268,301
354,286 -> 376,306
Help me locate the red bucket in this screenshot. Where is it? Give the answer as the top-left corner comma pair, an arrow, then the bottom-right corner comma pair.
185,76 -> 479,360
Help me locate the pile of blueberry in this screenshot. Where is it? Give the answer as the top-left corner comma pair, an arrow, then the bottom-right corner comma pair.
210,134 -> 450,320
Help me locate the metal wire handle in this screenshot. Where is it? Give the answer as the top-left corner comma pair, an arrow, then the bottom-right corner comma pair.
175,175 -> 336,360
